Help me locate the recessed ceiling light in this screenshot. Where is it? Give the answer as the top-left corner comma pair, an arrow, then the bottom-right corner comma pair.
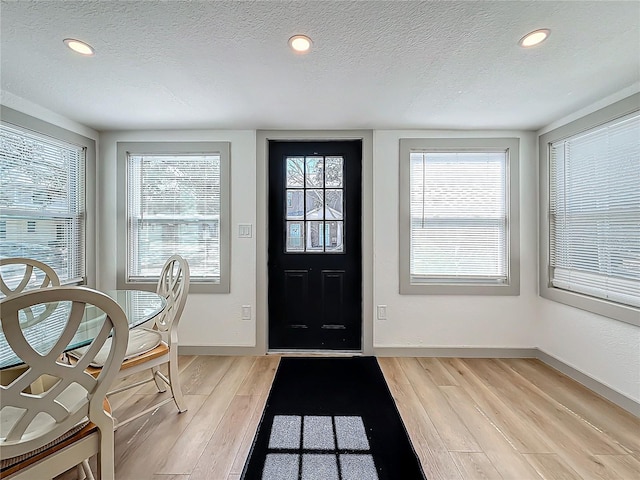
289,35 -> 312,53
63,38 -> 95,56
519,29 -> 550,48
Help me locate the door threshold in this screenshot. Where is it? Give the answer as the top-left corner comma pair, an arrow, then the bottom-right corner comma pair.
268,349 -> 363,357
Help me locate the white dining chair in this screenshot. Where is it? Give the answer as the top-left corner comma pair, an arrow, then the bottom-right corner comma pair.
0,286 -> 129,480
0,257 -> 60,298
0,257 -> 62,400
70,254 -> 190,429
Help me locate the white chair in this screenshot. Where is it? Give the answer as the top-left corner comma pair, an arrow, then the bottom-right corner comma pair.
0,286 -> 129,480
0,257 -> 60,298
72,255 -> 190,429
0,257 -> 61,397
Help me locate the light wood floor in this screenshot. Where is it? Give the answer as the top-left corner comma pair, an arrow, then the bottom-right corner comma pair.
57,355 -> 640,480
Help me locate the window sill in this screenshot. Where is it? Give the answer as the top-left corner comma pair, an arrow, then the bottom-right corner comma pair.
400,281 -> 520,296
540,285 -> 640,327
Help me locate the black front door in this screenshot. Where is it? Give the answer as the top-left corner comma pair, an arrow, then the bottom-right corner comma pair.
268,140 -> 362,350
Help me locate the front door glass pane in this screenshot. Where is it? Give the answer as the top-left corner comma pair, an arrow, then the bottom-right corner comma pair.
325,221 -> 344,252
286,221 -> 305,252
285,155 -> 345,253
325,190 -> 343,220
306,221 -> 325,251
287,157 -> 304,187
325,157 -> 343,187
305,157 -> 324,187
287,190 -> 304,219
306,190 -> 324,219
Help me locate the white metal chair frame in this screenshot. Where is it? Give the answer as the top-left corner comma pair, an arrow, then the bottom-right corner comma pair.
0,286 -> 129,480
106,254 -> 190,428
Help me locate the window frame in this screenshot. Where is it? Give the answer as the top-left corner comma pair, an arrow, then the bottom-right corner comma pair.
399,137 -> 520,295
116,141 -> 230,294
539,93 -> 640,325
0,106 -> 96,287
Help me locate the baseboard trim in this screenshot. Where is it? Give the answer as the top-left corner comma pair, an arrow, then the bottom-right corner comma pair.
536,349 -> 640,417
178,344 -> 639,416
178,345 -> 263,356
373,347 -> 537,358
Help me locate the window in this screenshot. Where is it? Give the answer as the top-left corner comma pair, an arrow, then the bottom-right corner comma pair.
117,142 -> 230,293
0,109 -> 95,286
399,137 -> 520,295
540,93 -> 640,325
285,155 -> 344,253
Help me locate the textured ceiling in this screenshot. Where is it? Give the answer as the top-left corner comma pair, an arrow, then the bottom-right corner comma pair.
1,0 -> 639,131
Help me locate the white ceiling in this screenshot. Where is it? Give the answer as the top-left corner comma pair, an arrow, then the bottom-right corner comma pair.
1,1 -> 639,132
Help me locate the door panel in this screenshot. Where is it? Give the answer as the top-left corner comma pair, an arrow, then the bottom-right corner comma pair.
283,270 -> 309,329
321,270 -> 344,328
268,140 -> 362,350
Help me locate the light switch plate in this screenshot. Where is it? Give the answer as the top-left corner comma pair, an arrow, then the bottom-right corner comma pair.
238,223 -> 253,238
241,305 -> 252,320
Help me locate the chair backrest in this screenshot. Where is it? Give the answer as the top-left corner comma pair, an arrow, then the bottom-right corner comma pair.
154,255 -> 190,335
0,286 -> 129,460
0,257 -> 60,298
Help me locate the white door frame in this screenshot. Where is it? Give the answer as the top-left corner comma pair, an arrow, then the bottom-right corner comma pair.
256,130 -> 374,355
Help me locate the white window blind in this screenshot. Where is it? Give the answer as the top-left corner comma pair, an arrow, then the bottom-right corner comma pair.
127,153 -> 221,282
549,112 -> 640,308
0,124 -> 85,285
410,151 -> 508,284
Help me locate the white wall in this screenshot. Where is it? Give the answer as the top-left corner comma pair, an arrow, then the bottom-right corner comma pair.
99,130 -> 257,347
373,130 -> 537,349
537,299 -> 640,403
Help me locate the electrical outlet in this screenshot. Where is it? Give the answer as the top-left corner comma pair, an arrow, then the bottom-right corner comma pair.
241,305 -> 252,320
377,305 -> 387,320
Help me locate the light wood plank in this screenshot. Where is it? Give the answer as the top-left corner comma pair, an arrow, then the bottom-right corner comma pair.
190,394 -> 260,479
176,354 -> 235,395
441,358 -> 556,454
502,358 -> 640,454
235,355 -> 279,396
449,452 -> 503,480
388,379 -> 464,479
114,394 -> 208,479
156,356 -> 256,475
229,358 -> 280,475
471,359 -> 627,455
522,453 -> 582,480
591,454 -> 640,479
151,475 -> 190,479
440,386 -> 544,480
417,357 -> 460,386
229,390 -> 269,475
450,359 -> 628,478
398,357 -> 482,453
377,356 -> 411,385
